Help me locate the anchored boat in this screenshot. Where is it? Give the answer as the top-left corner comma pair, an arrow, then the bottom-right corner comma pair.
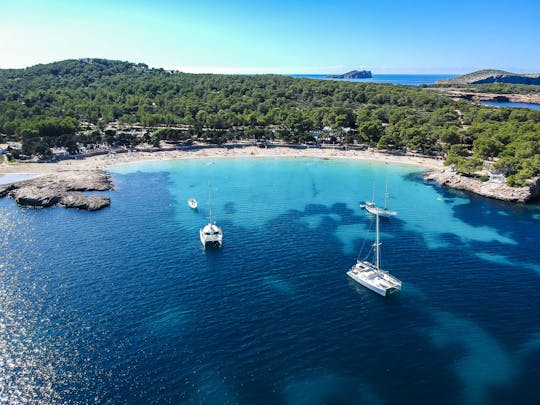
188,198 -> 198,209
360,178 -> 397,218
347,211 -> 401,297
199,183 -> 222,248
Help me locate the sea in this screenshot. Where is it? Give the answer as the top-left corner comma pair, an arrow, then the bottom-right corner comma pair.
0,173 -> 38,185
480,101 -> 540,111
291,74 -> 457,86
1,158 -> 540,404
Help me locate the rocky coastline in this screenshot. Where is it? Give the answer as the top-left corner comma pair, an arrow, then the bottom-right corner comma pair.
433,88 -> 540,105
468,92 -> 540,105
424,169 -> 540,203
0,170 -> 113,210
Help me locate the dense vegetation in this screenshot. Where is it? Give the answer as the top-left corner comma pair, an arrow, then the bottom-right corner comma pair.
445,107 -> 540,186
1,59 -> 539,186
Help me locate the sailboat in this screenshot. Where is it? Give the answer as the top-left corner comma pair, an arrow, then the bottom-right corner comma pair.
347,211 -> 402,297
360,178 -> 397,218
199,183 -> 223,248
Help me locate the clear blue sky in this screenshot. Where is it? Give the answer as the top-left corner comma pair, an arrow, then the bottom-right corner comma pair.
1,0 -> 539,74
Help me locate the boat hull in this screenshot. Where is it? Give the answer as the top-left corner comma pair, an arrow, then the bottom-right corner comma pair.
347,262 -> 401,297
362,203 -> 397,218
199,226 -> 223,248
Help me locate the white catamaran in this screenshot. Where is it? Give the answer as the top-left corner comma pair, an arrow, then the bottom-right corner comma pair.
360,178 -> 397,218
347,211 -> 402,297
199,183 -> 222,248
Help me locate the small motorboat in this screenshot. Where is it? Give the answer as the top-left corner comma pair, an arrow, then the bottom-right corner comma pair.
187,198 -> 198,209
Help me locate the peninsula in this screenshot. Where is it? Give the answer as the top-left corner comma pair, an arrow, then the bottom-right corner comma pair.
436,69 -> 540,85
0,170 -> 112,210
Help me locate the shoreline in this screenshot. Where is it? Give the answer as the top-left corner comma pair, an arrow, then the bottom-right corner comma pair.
0,146 -> 444,175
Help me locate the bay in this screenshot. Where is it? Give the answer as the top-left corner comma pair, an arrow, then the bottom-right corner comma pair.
480,101 -> 540,111
1,158 -> 539,404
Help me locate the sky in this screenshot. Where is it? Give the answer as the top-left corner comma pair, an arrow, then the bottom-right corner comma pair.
1,0 -> 539,74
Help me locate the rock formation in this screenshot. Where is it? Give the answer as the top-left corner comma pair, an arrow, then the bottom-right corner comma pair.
327,70 -> 372,79
0,170 -> 113,210
424,169 -> 540,203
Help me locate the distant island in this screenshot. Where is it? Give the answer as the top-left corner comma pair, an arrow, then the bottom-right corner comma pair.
437,69 -> 540,85
326,70 -> 372,79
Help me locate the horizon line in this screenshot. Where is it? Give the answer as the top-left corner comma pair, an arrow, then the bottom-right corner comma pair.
0,58 -> 537,75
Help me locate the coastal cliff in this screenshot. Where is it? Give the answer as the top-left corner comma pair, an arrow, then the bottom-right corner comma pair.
437,69 -> 540,85
326,70 -> 372,79
0,170 -> 113,210
424,169 -> 540,203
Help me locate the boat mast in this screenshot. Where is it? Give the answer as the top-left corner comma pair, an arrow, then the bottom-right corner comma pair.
384,177 -> 389,209
375,211 -> 380,271
208,181 -> 213,224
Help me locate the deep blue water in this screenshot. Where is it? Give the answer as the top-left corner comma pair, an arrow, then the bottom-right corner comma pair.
291,74 -> 456,86
481,101 -> 540,111
1,158 -> 540,404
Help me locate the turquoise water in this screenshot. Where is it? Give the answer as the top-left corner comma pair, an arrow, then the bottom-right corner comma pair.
480,101 -> 540,111
292,74 -> 456,86
1,158 -> 540,404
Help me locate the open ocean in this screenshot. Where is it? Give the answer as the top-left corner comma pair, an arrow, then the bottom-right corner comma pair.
291,74 -> 457,86
1,158 -> 540,404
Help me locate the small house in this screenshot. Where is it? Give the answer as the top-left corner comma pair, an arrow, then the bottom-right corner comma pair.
52,147 -> 70,159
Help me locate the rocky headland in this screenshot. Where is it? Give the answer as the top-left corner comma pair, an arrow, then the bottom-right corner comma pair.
424,169 -> 540,203
0,170 -> 113,210
437,69 -> 540,85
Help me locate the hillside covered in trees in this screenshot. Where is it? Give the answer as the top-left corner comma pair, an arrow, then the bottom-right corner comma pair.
1,59 -> 539,186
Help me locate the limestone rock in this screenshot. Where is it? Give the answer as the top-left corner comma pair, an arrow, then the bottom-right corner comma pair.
0,170 -> 113,210
424,169 -> 539,203
59,192 -> 110,210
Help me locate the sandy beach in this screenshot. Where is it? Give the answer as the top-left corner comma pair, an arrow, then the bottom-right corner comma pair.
0,146 -> 444,176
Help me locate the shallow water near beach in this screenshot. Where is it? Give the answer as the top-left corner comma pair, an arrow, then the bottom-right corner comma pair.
1,157 -> 540,404
0,172 -> 39,185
